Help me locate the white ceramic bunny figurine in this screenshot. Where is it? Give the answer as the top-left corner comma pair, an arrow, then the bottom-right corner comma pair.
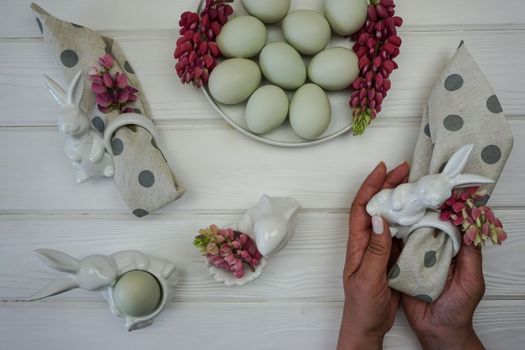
44,70 -> 114,183
26,249 -> 179,331
366,144 -> 494,227
237,194 -> 301,256
208,195 -> 301,286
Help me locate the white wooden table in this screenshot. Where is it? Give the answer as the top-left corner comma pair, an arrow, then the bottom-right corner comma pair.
1,1 -> 525,349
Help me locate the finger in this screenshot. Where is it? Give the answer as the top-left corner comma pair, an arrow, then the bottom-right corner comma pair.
382,161 -> 410,190
351,162 -> 388,209
455,242 -> 484,281
401,293 -> 426,319
345,162 -> 387,276
358,216 -> 393,279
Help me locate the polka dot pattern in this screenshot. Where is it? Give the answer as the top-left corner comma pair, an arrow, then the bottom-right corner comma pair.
36,18 -> 43,34
60,49 -> 79,68
389,264 -> 400,279
443,115 -> 463,131
444,74 -> 463,91
481,145 -> 501,164
111,138 -> 124,156
424,123 -> 431,137
415,294 -> 433,303
424,251 -> 437,268
138,170 -> 155,188
91,116 -> 105,133
133,209 -> 149,218
486,95 -> 503,114
124,61 -> 135,74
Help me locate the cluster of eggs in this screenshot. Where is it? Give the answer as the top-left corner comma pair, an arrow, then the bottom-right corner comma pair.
208,0 -> 367,140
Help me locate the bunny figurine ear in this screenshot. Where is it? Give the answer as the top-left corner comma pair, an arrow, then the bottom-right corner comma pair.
67,70 -> 84,107
34,249 -> 80,273
25,277 -> 79,301
43,74 -> 66,105
451,174 -> 494,188
442,144 -> 474,179
442,144 -> 494,188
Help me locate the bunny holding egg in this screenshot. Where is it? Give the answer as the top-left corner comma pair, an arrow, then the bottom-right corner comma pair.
26,249 -> 179,331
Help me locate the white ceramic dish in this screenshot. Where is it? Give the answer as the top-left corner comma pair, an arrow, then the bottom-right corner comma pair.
200,0 -> 356,147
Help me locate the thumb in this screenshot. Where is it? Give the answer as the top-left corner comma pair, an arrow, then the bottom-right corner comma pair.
359,216 -> 392,278
455,243 -> 484,281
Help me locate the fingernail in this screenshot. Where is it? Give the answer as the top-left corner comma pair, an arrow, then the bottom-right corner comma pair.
374,161 -> 385,170
372,216 -> 384,235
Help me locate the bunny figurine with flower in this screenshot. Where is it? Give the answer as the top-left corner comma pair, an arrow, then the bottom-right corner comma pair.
44,70 -> 114,183
366,144 -> 494,253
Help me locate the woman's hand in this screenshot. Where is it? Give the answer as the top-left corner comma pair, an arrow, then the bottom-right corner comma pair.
337,161 -> 409,350
401,242 -> 485,350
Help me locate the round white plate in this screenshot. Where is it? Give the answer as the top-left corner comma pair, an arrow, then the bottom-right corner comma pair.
200,0 -> 356,147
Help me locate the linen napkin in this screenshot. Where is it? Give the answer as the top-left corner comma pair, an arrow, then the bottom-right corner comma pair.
388,42 -> 513,302
32,3 -> 184,217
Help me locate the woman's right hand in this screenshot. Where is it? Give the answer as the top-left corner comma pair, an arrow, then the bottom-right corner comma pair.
401,243 -> 485,350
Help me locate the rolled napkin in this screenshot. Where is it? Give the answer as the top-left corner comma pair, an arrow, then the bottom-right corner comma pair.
32,3 -> 184,217
388,42 -> 513,301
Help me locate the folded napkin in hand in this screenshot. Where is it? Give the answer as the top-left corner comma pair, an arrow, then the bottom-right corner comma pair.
388,42 -> 513,301
32,3 -> 184,216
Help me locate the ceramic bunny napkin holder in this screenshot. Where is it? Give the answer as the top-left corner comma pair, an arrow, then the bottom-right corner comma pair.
366,144 -> 493,256
207,195 -> 301,286
44,70 -> 159,183
26,249 -> 179,331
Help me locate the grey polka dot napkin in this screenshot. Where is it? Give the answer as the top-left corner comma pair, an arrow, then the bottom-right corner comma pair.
32,3 -> 184,217
388,42 -> 513,302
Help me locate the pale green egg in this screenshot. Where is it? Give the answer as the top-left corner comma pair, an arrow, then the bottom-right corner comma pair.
208,58 -> 261,104
282,10 -> 331,55
216,16 -> 267,58
308,47 -> 359,91
113,270 -> 161,318
325,0 -> 368,36
259,42 -> 306,90
245,85 -> 289,134
290,84 -> 332,140
241,0 -> 291,24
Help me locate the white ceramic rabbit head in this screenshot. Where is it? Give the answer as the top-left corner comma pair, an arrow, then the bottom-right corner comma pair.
28,249 -> 118,300
416,144 -> 494,209
44,71 -> 89,137
366,144 -> 494,227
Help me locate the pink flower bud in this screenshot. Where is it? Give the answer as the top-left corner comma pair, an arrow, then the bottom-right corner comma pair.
98,54 -> 114,69
91,82 -> 107,94
102,72 -> 114,88
96,93 -> 113,108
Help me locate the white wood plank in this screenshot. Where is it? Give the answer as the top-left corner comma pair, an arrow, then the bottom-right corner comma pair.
0,122 -> 523,212
1,300 -> 524,350
1,0 -> 525,38
0,210 -> 523,301
1,30 -> 524,126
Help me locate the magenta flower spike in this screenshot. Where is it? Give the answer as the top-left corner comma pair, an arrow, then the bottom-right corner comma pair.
90,55 -> 139,113
440,187 -> 507,246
